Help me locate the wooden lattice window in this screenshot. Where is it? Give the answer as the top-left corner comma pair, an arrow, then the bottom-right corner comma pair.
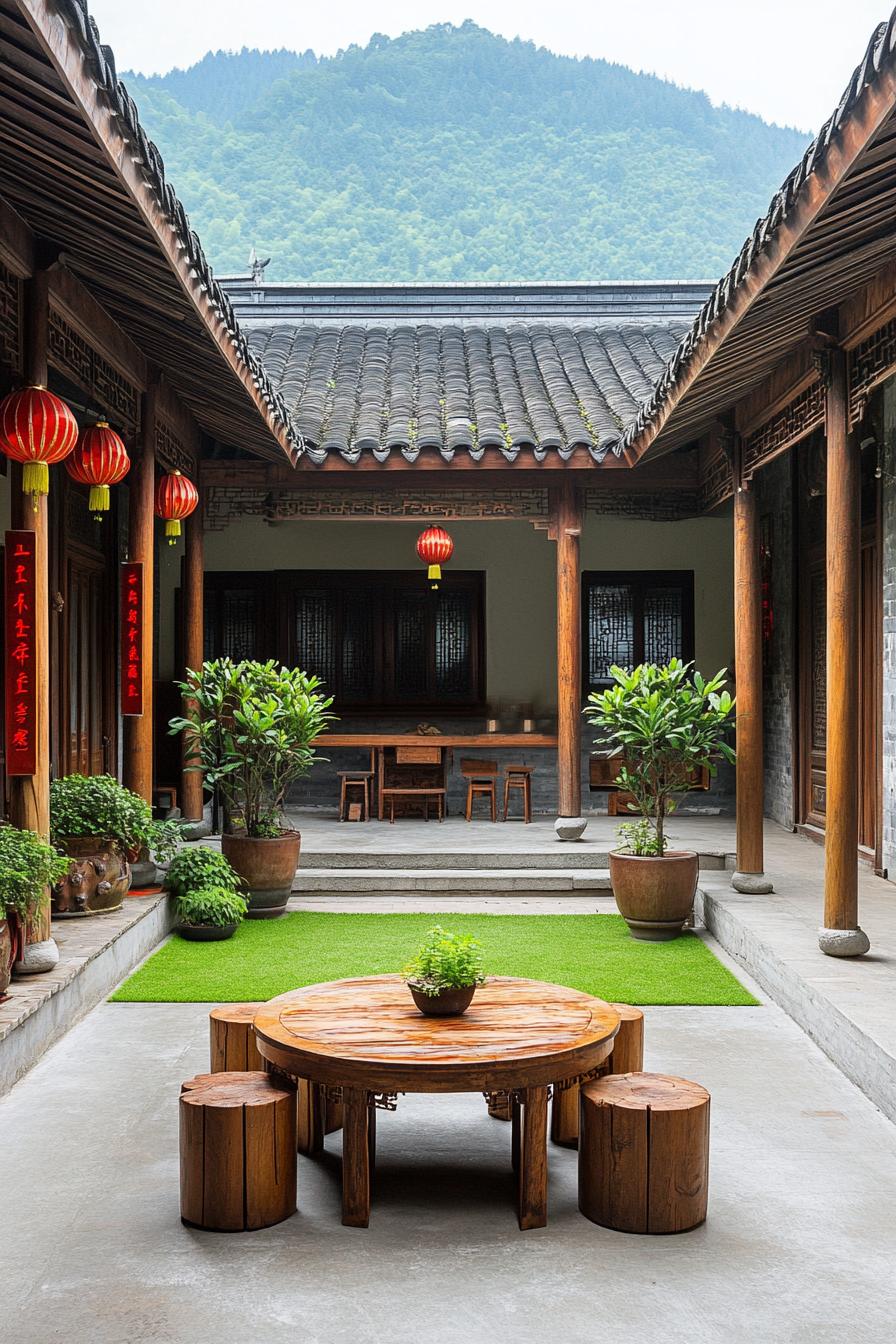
582,571 -> 694,691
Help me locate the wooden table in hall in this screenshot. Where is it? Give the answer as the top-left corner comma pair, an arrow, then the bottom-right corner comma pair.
253,975 -> 619,1230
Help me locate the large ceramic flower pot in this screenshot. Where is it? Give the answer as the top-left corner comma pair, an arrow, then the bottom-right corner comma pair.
52,838 -> 131,916
608,849 -> 698,942
221,831 -> 300,919
0,917 -> 12,998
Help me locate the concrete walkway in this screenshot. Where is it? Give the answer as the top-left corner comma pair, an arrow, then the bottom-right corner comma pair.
3,956 -> 895,1343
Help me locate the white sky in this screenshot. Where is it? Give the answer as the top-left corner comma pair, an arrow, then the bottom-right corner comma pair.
88,0 -> 892,131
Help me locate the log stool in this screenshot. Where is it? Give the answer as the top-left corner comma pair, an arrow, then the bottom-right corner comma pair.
503,765 -> 533,822
180,1071 -> 297,1231
551,1002 -> 644,1147
578,1072 -> 710,1234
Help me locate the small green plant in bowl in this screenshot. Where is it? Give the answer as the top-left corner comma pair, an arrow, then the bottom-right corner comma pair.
402,926 -> 486,1017
174,885 -> 249,942
165,846 -> 242,899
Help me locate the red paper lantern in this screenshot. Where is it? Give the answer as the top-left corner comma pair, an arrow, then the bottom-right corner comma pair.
155,469 -> 198,545
0,384 -> 78,506
66,420 -> 130,520
416,525 -> 454,588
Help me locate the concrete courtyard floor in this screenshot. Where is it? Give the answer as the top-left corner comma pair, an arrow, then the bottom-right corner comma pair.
4,935 -> 896,1344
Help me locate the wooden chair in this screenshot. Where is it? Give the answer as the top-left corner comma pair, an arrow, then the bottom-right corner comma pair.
180,1071 -> 297,1231
338,770 -> 373,821
503,765 -> 533,822
578,1072 -> 710,1234
550,1002 -> 644,1147
461,758 -> 498,821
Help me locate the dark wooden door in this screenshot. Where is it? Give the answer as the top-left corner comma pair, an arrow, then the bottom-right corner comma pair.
63,548 -> 112,777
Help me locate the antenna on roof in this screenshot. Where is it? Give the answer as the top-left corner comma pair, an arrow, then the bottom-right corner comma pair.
248,246 -> 271,285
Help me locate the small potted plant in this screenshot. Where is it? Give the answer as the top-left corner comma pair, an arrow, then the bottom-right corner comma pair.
165,845 -> 243,901
402,926 -> 486,1016
170,659 -> 334,918
50,774 -> 162,915
0,823 -> 69,993
586,660 -> 735,941
173,886 -> 249,941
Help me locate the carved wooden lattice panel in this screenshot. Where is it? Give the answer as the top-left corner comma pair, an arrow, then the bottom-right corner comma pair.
850,317 -> 896,421
643,587 -> 683,666
0,262 -> 21,376
156,418 -> 197,475
435,589 -> 472,694
294,592 -> 337,688
394,595 -> 427,697
742,381 -> 824,477
206,587 -> 264,662
587,586 -> 635,684
700,445 -> 734,513
48,309 -> 140,428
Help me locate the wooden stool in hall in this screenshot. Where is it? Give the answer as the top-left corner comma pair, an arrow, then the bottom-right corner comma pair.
503,765 -> 533,822
461,758 -> 498,821
179,1071 -> 297,1231
578,1072 -> 710,1234
550,1002 -> 644,1147
338,771 -> 373,821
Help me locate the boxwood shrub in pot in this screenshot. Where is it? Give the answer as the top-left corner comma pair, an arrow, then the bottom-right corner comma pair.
170,659 -> 334,918
50,774 -> 169,916
174,886 -> 249,942
585,660 -> 735,941
0,824 -> 69,992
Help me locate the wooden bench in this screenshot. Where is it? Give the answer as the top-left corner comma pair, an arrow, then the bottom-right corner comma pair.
578,1072 -> 710,1234
550,1001 -> 644,1147
180,1071 -> 297,1231
382,786 -> 446,822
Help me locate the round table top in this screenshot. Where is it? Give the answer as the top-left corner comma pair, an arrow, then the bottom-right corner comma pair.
253,975 -> 620,1093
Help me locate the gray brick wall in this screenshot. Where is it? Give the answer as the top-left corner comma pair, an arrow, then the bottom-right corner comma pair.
756,454 -> 795,829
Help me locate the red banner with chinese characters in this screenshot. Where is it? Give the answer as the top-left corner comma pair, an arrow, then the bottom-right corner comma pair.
121,562 -> 144,717
4,530 -> 37,776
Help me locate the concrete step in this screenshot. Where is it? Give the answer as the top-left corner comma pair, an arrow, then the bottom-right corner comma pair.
293,867 -> 613,892
299,850 -> 729,872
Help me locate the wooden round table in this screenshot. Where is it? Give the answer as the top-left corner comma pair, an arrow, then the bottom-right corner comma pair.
253,975 -> 620,1229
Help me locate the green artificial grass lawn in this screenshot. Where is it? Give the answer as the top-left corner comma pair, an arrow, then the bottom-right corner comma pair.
110,912 -> 757,1006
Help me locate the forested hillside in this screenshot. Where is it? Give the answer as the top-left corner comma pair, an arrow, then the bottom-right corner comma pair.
125,22 -> 810,283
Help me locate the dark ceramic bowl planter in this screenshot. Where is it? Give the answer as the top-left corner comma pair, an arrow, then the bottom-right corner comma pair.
221,831 -> 300,919
408,983 -> 477,1016
52,837 -> 132,916
608,850 -> 699,942
176,922 -> 238,942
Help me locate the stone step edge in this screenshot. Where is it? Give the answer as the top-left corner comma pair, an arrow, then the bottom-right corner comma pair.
293,871 -> 613,892
299,852 -> 731,872
695,881 -> 896,1127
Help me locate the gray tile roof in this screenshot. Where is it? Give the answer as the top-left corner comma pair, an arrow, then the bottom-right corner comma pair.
248,321 -> 688,464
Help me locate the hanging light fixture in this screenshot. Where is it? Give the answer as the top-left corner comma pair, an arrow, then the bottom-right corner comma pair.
155,469 -> 199,545
416,525 -> 454,589
0,384 -> 78,508
66,420 -> 130,521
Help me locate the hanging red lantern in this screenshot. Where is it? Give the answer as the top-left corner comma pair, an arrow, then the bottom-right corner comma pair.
416,525 -> 454,589
0,384 -> 78,507
66,420 -> 130,520
155,469 -> 198,545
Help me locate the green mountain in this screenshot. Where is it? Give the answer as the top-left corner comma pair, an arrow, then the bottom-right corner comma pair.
124,22 -> 810,284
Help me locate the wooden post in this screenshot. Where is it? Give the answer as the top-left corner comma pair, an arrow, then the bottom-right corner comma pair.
181,502 -> 204,821
123,382 -> 156,804
555,482 -> 585,840
732,466 -> 773,894
8,269 -> 57,970
819,347 -> 869,956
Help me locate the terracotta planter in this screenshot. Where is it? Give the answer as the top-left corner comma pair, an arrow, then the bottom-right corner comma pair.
176,922 -> 238,942
221,831 -> 300,919
52,837 -> 131,916
408,983 -> 477,1016
608,850 -> 698,942
0,917 -> 12,998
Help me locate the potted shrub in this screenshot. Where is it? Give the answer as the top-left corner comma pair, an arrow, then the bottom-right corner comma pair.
586,660 -> 735,941
0,823 -> 69,993
171,659 -> 334,918
173,886 -> 249,941
402,926 -> 486,1016
165,845 -> 243,902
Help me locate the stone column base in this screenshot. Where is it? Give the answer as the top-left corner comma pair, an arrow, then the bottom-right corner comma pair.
818,926 -> 871,957
555,817 -> 587,842
731,871 -> 775,894
13,937 -> 60,976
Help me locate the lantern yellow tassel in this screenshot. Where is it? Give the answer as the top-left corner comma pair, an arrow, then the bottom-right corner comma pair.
165,518 -> 182,545
22,460 -> 49,510
428,563 -> 442,582
88,484 -> 110,519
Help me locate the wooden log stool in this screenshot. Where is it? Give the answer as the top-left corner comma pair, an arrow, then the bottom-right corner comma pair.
550,1002 -> 644,1147
179,1071 -> 297,1231
578,1072 -> 710,1234
503,765 -> 533,822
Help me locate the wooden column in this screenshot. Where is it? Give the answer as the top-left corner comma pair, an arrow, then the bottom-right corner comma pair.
123,383 -> 156,804
820,348 -> 869,956
9,270 -> 55,961
555,482 -> 585,839
181,502 -> 204,821
732,468 -> 773,893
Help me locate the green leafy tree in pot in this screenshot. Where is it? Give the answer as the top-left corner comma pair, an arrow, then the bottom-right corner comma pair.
0,824 -> 70,987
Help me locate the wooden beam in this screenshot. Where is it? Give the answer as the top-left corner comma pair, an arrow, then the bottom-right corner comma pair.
180,504 -> 204,822
123,380 -> 156,804
0,190 -> 34,276
819,347 -> 869,956
554,482 -> 584,835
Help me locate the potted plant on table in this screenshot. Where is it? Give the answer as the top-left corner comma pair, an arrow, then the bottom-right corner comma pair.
0,823 -> 69,993
585,659 -> 735,942
170,659 -> 334,918
402,926 -> 486,1016
49,774 -> 176,916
